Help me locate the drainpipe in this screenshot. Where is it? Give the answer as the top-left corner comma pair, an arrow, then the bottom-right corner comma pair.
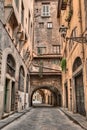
78,0 -> 87,117
78,0 -> 85,61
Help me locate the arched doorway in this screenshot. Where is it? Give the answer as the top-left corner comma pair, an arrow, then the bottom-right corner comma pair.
4,54 -> 16,113
30,86 -> 61,107
73,57 -> 86,116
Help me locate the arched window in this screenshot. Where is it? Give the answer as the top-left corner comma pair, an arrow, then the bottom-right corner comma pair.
72,57 -> 82,72
7,54 -> 16,77
18,66 -> 25,92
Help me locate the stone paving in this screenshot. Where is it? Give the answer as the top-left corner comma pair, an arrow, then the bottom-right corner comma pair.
60,108 -> 87,130
1,107 -> 84,130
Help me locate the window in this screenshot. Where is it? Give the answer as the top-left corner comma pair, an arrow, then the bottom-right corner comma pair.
7,54 -> 16,77
42,4 -> 50,17
52,59 -> 61,65
39,22 -> 44,28
37,47 -> 46,55
47,22 -> 52,29
21,2 -> 24,27
72,57 -> 82,72
53,45 -> 60,54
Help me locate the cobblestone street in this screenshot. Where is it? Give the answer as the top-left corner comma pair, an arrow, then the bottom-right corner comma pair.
2,107 -> 84,130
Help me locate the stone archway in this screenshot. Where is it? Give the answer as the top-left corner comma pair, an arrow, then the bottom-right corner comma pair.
72,57 -> 86,116
32,89 -> 45,105
30,86 -> 61,107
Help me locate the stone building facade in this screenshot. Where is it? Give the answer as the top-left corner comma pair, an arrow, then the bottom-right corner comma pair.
0,0 -> 33,119
30,0 -> 62,106
58,0 -> 87,117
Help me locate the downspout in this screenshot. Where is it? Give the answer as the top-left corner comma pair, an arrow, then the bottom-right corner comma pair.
78,0 -> 86,117
78,0 -> 85,61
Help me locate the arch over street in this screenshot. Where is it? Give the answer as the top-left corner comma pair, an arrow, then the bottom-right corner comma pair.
30,85 -> 62,107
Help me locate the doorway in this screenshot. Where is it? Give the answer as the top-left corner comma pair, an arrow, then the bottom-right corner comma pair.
75,73 -> 86,116
65,83 -> 68,108
4,78 -> 10,112
11,82 -> 15,111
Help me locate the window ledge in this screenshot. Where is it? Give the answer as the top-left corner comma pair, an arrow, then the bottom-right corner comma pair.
41,15 -> 50,18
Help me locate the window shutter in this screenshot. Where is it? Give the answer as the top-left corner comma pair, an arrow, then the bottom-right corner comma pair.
42,5 -> 50,16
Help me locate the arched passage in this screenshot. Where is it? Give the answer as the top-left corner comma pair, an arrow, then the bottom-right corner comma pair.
32,89 -> 45,105
30,86 -> 62,107
72,57 -> 86,116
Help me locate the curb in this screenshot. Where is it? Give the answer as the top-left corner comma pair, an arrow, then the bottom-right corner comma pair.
60,108 -> 87,130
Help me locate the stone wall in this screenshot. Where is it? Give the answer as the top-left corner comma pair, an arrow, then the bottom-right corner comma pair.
30,75 -> 62,95
34,0 -> 60,54
0,20 -> 29,118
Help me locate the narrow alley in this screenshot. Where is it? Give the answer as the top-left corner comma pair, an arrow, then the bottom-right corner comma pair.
2,107 -> 84,130
0,0 -> 87,130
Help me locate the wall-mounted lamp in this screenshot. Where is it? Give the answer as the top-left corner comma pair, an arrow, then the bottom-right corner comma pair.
59,25 -> 68,38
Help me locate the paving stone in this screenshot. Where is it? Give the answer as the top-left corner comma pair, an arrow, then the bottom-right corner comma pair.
1,107 -> 84,130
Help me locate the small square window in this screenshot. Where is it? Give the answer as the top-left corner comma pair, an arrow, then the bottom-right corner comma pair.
39,22 -> 44,28
47,22 -> 52,29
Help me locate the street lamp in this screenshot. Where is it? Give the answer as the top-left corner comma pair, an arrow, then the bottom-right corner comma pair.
59,25 -> 87,43
59,25 -> 68,38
